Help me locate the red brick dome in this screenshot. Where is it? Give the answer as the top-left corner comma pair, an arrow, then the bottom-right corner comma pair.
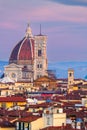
9,25 -> 35,65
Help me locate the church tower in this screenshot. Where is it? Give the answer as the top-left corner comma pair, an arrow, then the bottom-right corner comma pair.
33,27 -> 48,80
68,69 -> 74,90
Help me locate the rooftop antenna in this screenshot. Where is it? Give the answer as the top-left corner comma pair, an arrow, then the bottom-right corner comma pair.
40,24 -> 42,35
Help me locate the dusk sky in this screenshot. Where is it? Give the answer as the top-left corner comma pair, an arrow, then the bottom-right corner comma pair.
0,0 -> 87,62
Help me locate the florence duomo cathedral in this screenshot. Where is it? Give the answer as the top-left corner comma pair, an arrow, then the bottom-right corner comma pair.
4,24 -> 48,82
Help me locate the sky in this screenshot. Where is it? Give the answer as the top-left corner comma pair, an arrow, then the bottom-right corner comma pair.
0,0 -> 87,62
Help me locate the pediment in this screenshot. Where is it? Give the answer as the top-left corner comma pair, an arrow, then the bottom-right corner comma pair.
5,63 -> 21,69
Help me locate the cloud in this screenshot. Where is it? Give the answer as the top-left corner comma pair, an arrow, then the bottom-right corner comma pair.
49,0 -> 87,7
0,0 -> 87,32
0,22 -> 19,30
27,4 -> 87,23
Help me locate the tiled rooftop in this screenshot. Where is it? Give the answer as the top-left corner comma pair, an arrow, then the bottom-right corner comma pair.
40,124 -> 79,130
0,96 -> 26,102
17,115 -> 40,123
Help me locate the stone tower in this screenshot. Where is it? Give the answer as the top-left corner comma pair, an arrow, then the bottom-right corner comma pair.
34,33 -> 48,80
68,69 -> 74,89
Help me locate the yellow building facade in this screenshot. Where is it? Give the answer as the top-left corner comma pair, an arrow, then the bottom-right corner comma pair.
0,96 -> 26,108
0,127 -> 15,130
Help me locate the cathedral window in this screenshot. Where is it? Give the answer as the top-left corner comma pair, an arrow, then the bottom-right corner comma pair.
12,73 -> 16,78
22,72 -> 29,79
37,64 -> 39,68
37,64 -> 42,68
38,50 -> 42,57
40,64 -> 42,68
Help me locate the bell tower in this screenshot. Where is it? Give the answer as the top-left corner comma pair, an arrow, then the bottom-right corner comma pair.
33,25 -> 48,80
68,69 -> 74,90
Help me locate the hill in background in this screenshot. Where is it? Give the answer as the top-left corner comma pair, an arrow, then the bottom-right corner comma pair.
0,61 -> 87,79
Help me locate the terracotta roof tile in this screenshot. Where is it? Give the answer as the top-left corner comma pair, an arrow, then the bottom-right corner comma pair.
17,115 -> 40,123
40,124 -> 79,130
0,96 -> 26,102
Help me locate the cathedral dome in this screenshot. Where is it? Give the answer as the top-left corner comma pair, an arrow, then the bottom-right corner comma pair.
9,24 -> 34,65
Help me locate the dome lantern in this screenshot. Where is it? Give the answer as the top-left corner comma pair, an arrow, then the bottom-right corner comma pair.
25,23 -> 33,38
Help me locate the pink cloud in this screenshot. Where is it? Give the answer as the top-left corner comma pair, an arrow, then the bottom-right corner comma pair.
24,3 -> 87,23
1,2 -> 87,30
0,22 -> 19,30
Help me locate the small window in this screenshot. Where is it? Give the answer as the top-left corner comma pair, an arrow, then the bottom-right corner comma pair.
2,102 -> 6,108
38,50 -> 42,57
47,117 -> 50,125
37,64 -> 39,68
57,109 -> 59,113
37,64 -> 42,68
69,73 -> 72,77
13,102 -> 17,106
